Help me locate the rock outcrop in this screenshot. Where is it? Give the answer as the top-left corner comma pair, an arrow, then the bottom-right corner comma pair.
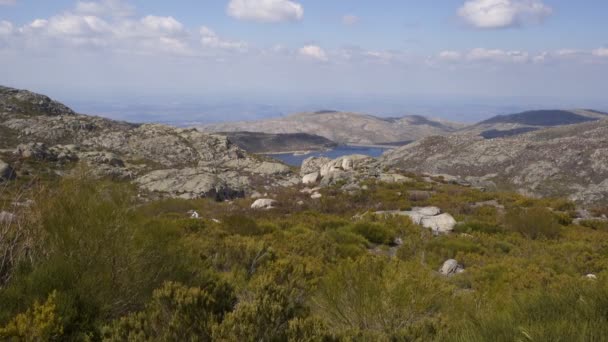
381,119 -> 608,204
0,86 -> 298,199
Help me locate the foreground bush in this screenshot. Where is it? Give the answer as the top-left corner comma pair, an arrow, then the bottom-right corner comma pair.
450,279 -> 608,342
103,281 -> 235,341
313,256 -> 450,340
0,175 -> 196,337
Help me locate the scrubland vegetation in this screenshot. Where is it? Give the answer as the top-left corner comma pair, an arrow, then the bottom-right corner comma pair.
1,172 -> 608,341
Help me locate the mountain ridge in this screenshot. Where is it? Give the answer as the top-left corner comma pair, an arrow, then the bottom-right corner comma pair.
198,111 -> 465,145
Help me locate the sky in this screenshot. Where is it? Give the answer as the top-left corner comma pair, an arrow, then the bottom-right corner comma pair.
1,0 -> 607,122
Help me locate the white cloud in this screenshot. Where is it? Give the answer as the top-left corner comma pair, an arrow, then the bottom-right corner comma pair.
0,0 -> 16,5
458,0 -> 552,29
139,16 -> 184,35
200,26 -> 247,51
342,14 -> 359,26
298,45 -> 327,62
592,48 -> 608,57
0,21 -> 14,36
433,48 -> 532,64
438,50 -> 462,61
75,0 -> 135,17
227,0 -> 303,23
466,48 -> 529,62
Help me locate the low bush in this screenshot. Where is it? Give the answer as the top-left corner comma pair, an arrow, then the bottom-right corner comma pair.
349,222 -> 396,245
504,207 -> 561,239
579,219 -> 608,231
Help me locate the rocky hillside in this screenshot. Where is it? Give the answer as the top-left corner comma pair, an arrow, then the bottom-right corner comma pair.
0,86 -> 299,199
381,119 -> 608,203
459,109 -> 608,139
215,131 -> 337,153
198,111 -> 465,145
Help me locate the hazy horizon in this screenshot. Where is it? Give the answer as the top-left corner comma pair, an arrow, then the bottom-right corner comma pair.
1,0 -> 607,123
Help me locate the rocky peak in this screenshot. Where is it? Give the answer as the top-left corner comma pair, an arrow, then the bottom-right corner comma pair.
0,86 -> 75,116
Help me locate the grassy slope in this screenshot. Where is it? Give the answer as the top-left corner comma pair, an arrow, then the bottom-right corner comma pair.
0,174 -> 607,340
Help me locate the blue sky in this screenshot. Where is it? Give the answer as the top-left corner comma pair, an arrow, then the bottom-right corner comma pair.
1,0 -> 607,121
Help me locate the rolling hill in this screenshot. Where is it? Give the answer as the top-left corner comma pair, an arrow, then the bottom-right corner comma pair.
198,111 -> 466,145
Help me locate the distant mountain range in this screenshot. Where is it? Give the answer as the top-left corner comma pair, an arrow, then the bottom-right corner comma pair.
198,111 -> 466,145
459,109 -> 608,139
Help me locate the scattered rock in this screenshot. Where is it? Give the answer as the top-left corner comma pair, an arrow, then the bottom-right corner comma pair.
188,210 -> 200,219
471,200 -> 504,209
393,237 -> 404,246
378,173 -> 412,183
0,211 -> 16,223
300,187 -> 321,194
80,151 -> 125,167
341,183 -> 361,192
586,274 -> 598,280
408,190 -> 433,201
251,198 -> 277,210
439,259 -> 464,276
302,172 -> 320,185
0,159 -> 16,181
311,192 -> 322,199
250,191 -> 264,199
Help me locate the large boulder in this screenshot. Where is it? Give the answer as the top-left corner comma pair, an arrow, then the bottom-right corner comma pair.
302,172 -> 320,185
0,159 -> 15,181
251,199 -> 277,210
421,214 -> 457,234
439,259 -> 464,276
375,206 -> 456,234
250,161 -> 291,175
301,157 -> 331,176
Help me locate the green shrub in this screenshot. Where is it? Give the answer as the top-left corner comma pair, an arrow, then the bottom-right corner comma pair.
103,281 -> 235,341
427,237 -> 484,262
553,211 -> 573,226
313,256 -> 449,340
454,221 -> 503,234
213,262 -> 310,341
579,219 -> 608,231
0,176 -> 195,331
222,214 -> 268,236
349,222 -> 396,245
0,291 -> 64,341
504,207 -> 561,239
449,279 -> 608,342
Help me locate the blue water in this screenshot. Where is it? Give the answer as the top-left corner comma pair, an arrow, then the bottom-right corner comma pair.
268,146 -> 390,167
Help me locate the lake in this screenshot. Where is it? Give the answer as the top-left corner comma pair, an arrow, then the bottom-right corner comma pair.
267,146 -> 391,167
